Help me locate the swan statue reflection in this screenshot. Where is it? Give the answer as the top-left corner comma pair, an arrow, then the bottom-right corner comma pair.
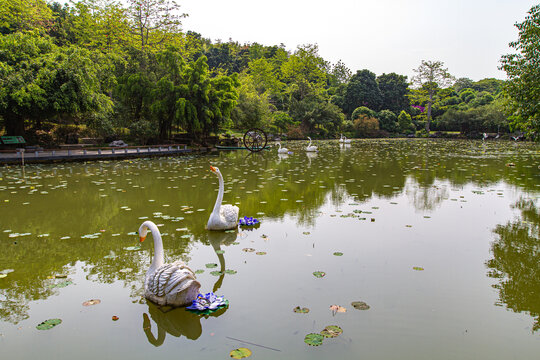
306,137 -> 318,152
139,221 -> 201,307
207,165 -> 239,230
277,142 -> 288,154
143,302 -> 203,346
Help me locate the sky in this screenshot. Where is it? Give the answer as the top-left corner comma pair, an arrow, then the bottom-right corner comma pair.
180,0 -> 537,81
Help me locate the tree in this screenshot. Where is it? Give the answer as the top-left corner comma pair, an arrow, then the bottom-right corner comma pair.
411,60 -> 454,132
281,44 -> 328,100
0,33 -> 114,136
342,69 -> 382,116
397,110 -> 414,134
377,72 -> 409,113
377,109 -> 398,132
0,0 -> 52,35
127,0 -> 187,51
500,4 -> 540,136
354,114 -> 379,137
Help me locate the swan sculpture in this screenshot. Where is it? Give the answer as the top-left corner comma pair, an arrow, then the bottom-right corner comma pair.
343,135 -> 351,144
207,165 -> 239,230
139,220 -> 201,307
306,137 -> 318,152
339,134 -> 345,143
277,142 -> 288,154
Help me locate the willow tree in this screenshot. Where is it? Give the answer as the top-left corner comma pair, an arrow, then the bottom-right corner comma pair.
411,60 -> 454,132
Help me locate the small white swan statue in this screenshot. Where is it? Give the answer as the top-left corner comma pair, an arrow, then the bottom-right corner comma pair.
139,220 -> 201,307
207,165 -> 239,230
306,137 -> 318,152
277,142 -> 288,154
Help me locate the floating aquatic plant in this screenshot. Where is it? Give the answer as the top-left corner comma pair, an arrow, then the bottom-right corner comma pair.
320,325 -> 343,338
36,318 -> 62,330
186,292 -> 228,315
239,216 -> 259,226
293,306 -> 310,313
229,347 -> 252,359
304,333 -> 324,346
351,301 -> 370,310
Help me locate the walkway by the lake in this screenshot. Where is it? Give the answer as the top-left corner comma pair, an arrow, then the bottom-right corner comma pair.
0,144 -> 213,165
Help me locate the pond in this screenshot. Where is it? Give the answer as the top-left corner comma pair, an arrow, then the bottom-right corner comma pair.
0,139 -> 539,359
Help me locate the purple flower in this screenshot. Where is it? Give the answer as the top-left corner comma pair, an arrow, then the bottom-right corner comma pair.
239,216 -> 260,226
186,292 -> 228,313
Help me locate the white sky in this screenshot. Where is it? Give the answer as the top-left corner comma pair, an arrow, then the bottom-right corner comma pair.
180,0 -> 537,81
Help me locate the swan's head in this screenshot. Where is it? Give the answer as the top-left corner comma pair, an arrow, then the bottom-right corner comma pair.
138,223 -> 149,242
209,165 -> 221,175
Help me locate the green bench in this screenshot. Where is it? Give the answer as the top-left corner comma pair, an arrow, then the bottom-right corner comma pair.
1,136 -> 26,145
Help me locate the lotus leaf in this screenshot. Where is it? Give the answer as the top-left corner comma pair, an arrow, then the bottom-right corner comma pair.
304,333 -> 324,346
82,299 -> 101,306
210,271 -> 224,276
36,318 -> 62,330
333,252 -> 343,256
313,271 -> 326,278
293,306 -> 310,313
351,301 -> 370,310
320,325 -> 343,338
413,266 -> 424,271
229,347 -> 252,359
224,269 -> 237,274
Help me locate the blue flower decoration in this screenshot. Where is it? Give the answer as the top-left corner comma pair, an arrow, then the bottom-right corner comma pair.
186,292 -> 228,314
239,216 -> 260,226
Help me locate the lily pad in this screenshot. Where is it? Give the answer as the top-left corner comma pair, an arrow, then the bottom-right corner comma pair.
255,251 -> 266,255
293,306 -> 310,313
36,318 -> 62,330
195,269 -> 204,274
210,271 -> 224,276
304,333 -> 324,346
313,271 -> 326,278
229,347 -> 252,359
242,248 -> 255,252
351,301 -> 370,310
333,252 -> 343,256
302,231 -> 311,235
205,263 -> 218,268
82,299 -> 101,306
124,245 -> 142,251
320,325 -> 343,338
413,266 -> 424,271
224,269 -> 237,275
215,250 -> 225,254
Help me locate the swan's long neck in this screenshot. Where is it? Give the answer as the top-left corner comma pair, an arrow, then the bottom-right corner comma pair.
308,137 -> 312,147
278,143 -> 282,150
145,221 -> 164,271
212,171 -> 224,215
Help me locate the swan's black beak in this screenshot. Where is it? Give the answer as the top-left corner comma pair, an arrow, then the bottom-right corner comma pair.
139,235 -> 146,243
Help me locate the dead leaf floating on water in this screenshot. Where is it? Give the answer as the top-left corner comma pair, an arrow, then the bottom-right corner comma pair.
293,306 -> 310,314
242,248 -> 255,252
320,325 -> 343,338
351,301 -> 370,310
82,299 -> 101,306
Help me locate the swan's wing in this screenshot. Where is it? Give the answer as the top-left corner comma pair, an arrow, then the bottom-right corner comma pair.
147,263 -> 198,297
220,204 -> 239,224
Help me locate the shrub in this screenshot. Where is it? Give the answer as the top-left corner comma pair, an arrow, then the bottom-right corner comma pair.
286,124 -> 304,139
352,106 -> 376,120
398,111 -> 415,134
377,110 -> 398,132
354,115 -> 379,137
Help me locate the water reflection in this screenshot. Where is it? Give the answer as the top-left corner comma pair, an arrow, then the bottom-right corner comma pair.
206,230 -> 237,292
487,198 -> 540,332
142,301 -> 203,345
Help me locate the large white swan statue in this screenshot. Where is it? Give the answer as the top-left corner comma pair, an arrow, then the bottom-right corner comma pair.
339,134 -> 344,143
207,165 -> 239,230
306,137 -> 318,152
277,142 -> 288,154
139,220 -> 201,307
343,135 -> 351,144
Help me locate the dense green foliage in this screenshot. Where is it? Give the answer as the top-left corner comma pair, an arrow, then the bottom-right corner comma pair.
0,0 -> 525,144
500,4 -> 540,137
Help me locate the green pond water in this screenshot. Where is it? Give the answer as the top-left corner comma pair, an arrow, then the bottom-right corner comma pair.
1,139 -> 539,359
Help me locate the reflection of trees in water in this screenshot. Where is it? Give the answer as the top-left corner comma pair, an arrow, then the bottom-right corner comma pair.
486,198 -> 540,332
405,178 -> 449,211
2,139 -> 539,324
